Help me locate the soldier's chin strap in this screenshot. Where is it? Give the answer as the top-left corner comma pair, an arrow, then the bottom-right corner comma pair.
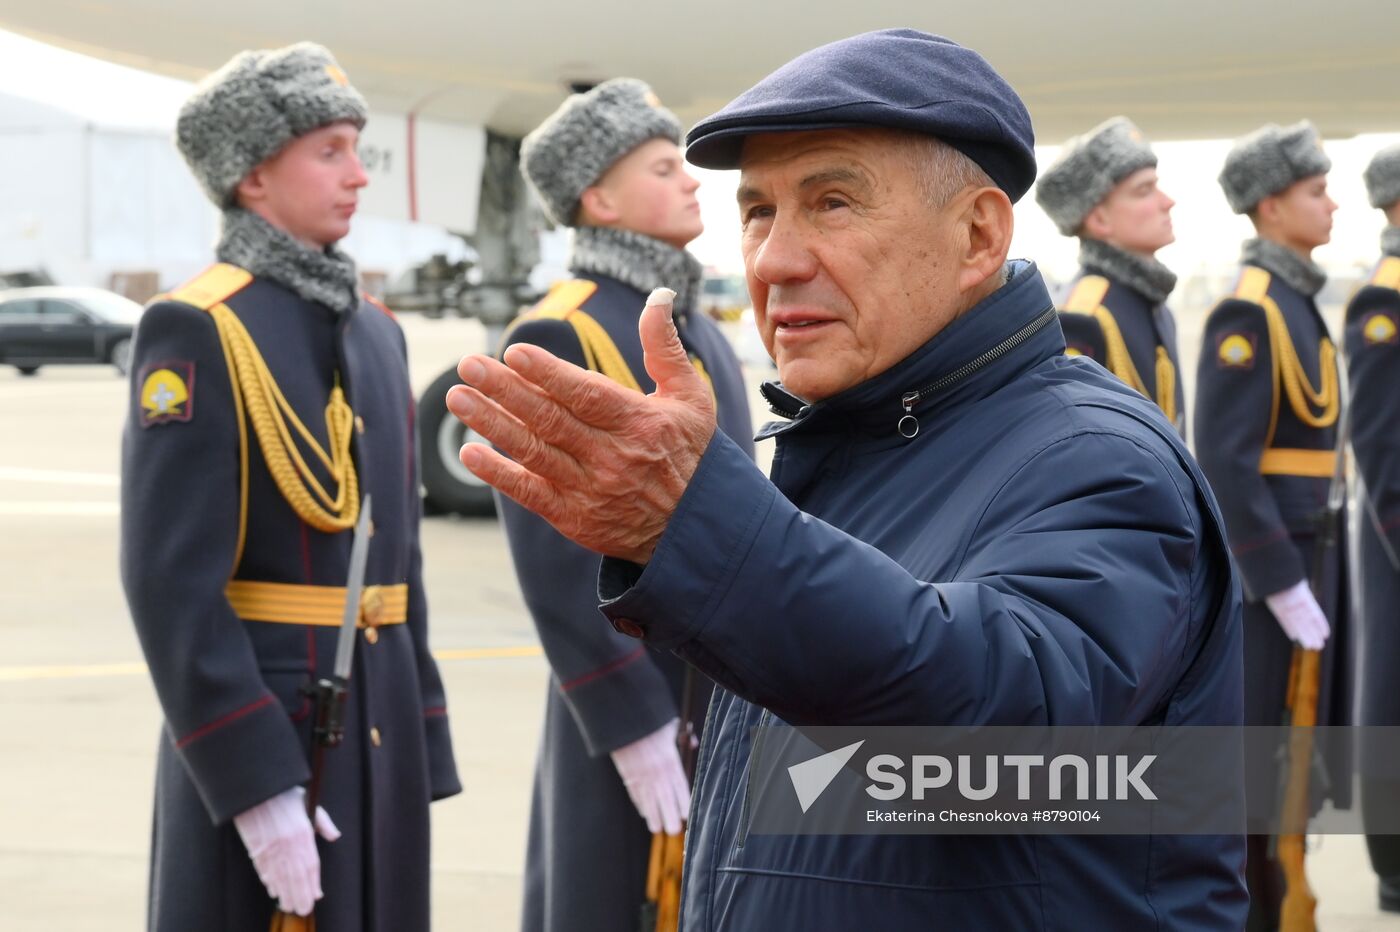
207,300 -> 360,533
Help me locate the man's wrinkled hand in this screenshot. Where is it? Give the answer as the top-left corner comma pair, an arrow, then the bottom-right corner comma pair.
445,291 -> 716,564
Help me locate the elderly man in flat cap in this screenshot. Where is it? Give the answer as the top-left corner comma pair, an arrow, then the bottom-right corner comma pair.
501,77 -> 752,932
1036,117 -> 1186,434
121,43 -> 459,930
1195,120 -> 1348,930
1345,143 -> 1400,914
448,29 -> 1245,929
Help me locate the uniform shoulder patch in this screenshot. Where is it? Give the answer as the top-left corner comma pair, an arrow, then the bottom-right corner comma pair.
138,361 -> 195,427
1216,332 -> 1257,370
1364,312 -> 1398,345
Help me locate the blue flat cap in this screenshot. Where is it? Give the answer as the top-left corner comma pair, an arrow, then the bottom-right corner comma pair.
685,29 -> 1037,202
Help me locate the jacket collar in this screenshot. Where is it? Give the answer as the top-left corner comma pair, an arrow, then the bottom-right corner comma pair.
1382,225 -> 1400,260
1240,237 -> 1326,297
758,260 -> 1060,440
216,208 -> 360,315
1078,238 -> 1177,306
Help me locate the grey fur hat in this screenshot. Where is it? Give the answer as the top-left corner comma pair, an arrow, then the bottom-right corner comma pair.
1035,117 -> 1157,236
176,42 -> 368,206
1364,144 -> 1400,210
521,78 -> 682,226
1218,121 -> 1331,215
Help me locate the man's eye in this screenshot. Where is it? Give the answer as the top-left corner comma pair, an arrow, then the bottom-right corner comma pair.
742,206 -> 775,224
820,197 -> 849,211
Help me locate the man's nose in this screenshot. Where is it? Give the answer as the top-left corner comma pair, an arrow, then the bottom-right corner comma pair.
347,153 -> 369,189
751,214 -> 819,285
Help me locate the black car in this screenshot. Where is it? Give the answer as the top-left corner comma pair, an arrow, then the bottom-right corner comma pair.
0,287 -> 142,376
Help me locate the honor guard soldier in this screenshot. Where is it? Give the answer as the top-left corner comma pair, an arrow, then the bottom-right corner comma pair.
1346,143 -> 1400,914
1195,121 -> 1349,931
502,79 -> 755,932
120,43 -> 460,930
1036,117 -> 1186,433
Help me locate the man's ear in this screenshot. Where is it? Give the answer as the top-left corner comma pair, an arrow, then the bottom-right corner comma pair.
1254,195 -> 1279,228
578,185 -> 621,225
1080,203 -> 1111,241
235,165 -> 268,207
957,187 -> 1014,294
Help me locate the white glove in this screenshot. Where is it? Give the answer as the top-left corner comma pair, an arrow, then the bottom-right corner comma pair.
1264,580 -> 1330,651
610,718 -> 690,835
233,786 -> 341,916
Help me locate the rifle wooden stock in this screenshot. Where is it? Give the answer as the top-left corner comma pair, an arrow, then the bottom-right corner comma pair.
1278,646 -> 1320,932
641,668 -> 700,932
269,912 -> 313,932
645,831 -> 686,932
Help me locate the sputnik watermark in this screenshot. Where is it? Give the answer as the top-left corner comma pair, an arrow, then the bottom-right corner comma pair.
750,724 -> 1268,835
789,743 -> 1154,820
865,753 -> 1156,802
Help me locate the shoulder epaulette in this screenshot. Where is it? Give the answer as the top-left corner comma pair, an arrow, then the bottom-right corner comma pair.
1233,266 -> 1271,305
1062,275 -> 1110,314
528,279 -> 598,321
363,293 -> 397,320
1370,257 -> 1400,292
166,263 -> 254,311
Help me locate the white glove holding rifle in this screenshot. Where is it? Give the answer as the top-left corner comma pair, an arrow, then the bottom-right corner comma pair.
233,786 -> 341,916
1265,579 -> 1330,651
611,717 -> 690,835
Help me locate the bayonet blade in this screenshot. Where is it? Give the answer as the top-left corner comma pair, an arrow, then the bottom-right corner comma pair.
334,496 -> 372,680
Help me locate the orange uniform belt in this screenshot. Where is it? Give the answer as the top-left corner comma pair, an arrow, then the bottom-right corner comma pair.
225,580 -> 408,627
1258,448 -> 1337,478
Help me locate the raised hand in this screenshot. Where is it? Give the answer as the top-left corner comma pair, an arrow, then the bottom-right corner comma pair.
445,290 -> 716,564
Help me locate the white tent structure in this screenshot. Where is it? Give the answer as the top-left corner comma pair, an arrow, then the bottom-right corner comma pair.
0,82 -> 491,296
0,90 -> 215,292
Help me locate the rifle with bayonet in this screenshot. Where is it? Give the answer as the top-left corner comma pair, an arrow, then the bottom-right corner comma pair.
1277,413 -> 1348,932
640,667 -> 701,932
270,496 -> 372,932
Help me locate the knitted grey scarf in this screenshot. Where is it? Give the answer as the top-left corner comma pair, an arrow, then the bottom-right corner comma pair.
1382,226 -> 1400,259
1078,238 -> 1177,306
216,208 -> 360,314
569,226 -> 703,315
1241,237 -> 1326,297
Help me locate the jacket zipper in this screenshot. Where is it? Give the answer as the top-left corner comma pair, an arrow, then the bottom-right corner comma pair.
898,306 -> 1057,438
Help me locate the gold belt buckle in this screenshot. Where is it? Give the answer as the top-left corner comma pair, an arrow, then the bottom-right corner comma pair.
360,585 -> 385,629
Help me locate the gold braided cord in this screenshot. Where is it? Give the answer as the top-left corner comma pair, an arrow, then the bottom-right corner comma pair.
214,324 -> 252,569
1154,346 -> 1177,427
567,310 -> 642,392
1090,307 -> 1151,398
207,303 -> 359,532
1261,296 -> 1340,430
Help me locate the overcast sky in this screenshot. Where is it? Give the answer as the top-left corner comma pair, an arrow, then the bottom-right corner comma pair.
2,27 -> 1396,284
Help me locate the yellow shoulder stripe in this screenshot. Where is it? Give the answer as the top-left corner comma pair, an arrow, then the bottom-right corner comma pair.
531,280 -> 599,320
504,280 -> 640,391
1371,257 -> 1400,291
1063,275 -> 1110,314
1234,266 -> 1271,305
167,263 -> 254,310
